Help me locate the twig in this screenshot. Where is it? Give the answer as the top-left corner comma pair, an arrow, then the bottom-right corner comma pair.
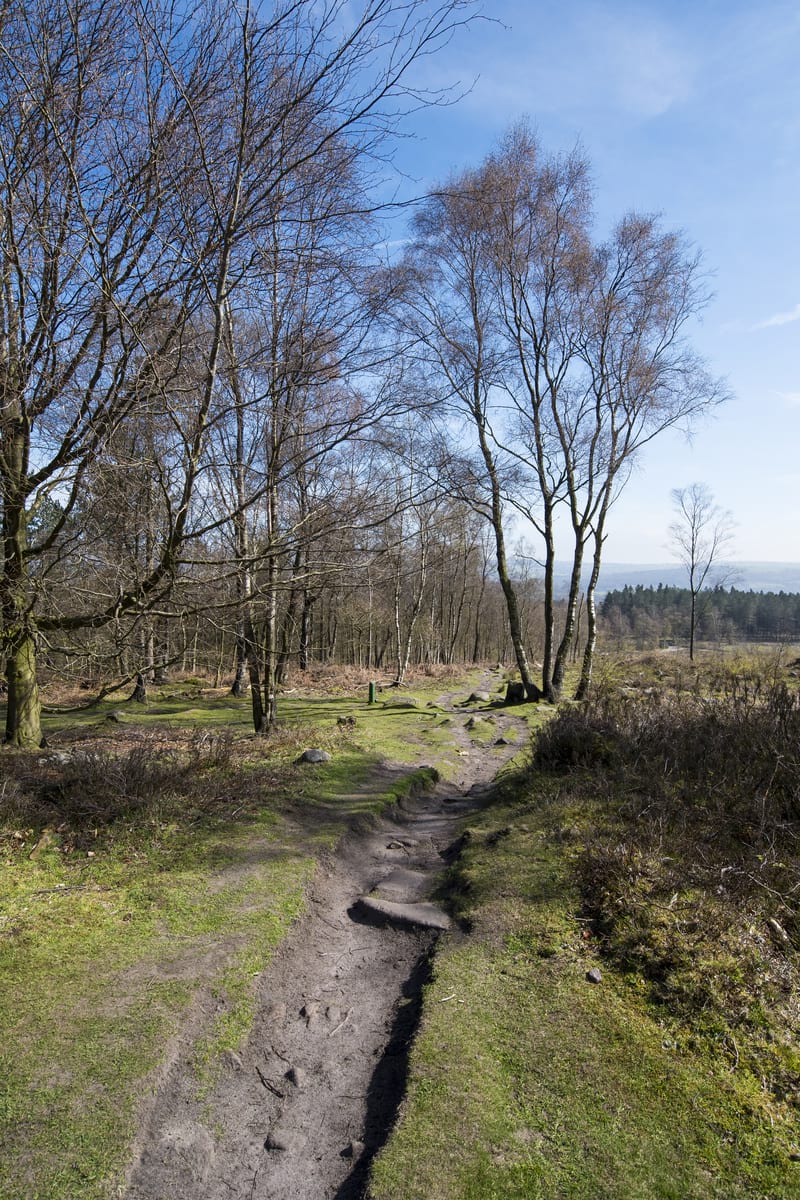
308,904 -> 340,931
727,1035 -> 739,1072
255,1065 -> 284,1098
32,883 -> 94,896
329,1009 -> 352,1036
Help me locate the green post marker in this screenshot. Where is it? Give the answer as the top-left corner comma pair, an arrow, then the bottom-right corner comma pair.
368,682 -> 376,705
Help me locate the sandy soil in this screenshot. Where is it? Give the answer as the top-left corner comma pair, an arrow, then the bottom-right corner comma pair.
123,676 -> 526,1200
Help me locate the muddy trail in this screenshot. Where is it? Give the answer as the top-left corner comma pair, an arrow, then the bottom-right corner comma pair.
124,678 -> 527,1200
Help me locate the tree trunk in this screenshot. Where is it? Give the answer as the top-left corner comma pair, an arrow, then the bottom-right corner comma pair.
477,412 -> 539,699
4,624 -> 42,747
277,546 -> 303,684
540,521 -> 557,702
551,536 -> 586,698
244,609 -> 265,733
262,573 -> 278,730
299,591 -> 315,671
230,633 -> 248,696
260,473 -> 280,732
2,448 -> 43,747
575,537 -> 604,700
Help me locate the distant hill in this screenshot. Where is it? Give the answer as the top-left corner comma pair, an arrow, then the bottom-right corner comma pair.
552,562 -> 800,598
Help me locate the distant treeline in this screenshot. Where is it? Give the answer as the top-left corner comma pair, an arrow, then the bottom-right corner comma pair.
600,585 -> 800,647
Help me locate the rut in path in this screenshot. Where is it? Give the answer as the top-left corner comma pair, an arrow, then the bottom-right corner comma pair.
124,692 -> 524,1200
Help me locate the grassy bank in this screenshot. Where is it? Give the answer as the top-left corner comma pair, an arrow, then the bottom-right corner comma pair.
0,668 -> 479,1200
372,658 -> 800,1199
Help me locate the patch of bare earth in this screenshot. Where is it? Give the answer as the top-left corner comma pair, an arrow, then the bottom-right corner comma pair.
123,676 -> 526,1200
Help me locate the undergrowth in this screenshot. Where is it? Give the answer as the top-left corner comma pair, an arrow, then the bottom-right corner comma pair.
531,671 -> 800,1112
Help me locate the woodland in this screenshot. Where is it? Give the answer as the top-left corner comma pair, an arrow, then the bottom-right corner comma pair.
3,8 -> 800,1195
0,0 -> 727,748
601,585 -> 800,648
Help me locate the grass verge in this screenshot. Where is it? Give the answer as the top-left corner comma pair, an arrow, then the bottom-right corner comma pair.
371,672 -> 800,1199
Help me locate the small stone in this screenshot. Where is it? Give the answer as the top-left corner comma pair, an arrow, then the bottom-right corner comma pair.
284,1066 -> 306,1089
789,1152 -> 800,1162
341,1139 -> 365,1159
297,748 -> 331,764
265,1126 -> 303,1153
767,917 -> 790,946
105,710 -> 125,723
222,1050 -> 244,1071
494,736 -> 510,746
300,1001 -> 320,1025
586,967 -> 603,984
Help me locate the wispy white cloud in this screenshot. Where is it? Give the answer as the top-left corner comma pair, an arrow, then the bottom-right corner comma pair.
600,15 -> 695,118
774,389 -> 800,408
753,302 -> 800,330
419,2 -> 696,126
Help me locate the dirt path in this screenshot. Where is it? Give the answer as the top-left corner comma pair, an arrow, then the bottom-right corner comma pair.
124,676 -> 525,1200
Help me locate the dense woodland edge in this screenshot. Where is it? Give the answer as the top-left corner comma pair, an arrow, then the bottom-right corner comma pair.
602,585 -> 800,647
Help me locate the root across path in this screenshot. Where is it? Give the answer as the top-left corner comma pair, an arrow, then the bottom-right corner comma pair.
124,690 -> 525,1200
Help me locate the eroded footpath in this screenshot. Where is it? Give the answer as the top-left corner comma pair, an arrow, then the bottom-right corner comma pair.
124,689 -> 525,1200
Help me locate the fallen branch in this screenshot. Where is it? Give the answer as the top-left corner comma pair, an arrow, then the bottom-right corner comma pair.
255,1065 -> 284,1098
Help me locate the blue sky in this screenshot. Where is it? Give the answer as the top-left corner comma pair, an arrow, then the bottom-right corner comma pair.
387,0 -> 800,563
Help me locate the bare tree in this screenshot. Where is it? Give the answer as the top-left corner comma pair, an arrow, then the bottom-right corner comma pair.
570,215 -> 728,697
669,483 -> 735,660
399,123 -> 725,701
0,0 -> 479,746
487,126 -> 593,700
400,166 -> 542,698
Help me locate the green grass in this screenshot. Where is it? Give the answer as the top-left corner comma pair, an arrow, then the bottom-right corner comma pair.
0,671 -> 478,1200
36,674 -> 475,776
0,795 -> 315,1200
371,780 -> 800,1200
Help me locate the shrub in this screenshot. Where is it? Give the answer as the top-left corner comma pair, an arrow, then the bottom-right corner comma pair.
530,675 -> 800,1035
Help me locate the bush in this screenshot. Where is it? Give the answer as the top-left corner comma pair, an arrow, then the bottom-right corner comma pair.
0,733 -> 238,835
529,675 -> 800,1034
533,679 -> 800,828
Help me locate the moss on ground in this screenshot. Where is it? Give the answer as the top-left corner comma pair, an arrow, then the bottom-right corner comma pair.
371,779 -> 800,1200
